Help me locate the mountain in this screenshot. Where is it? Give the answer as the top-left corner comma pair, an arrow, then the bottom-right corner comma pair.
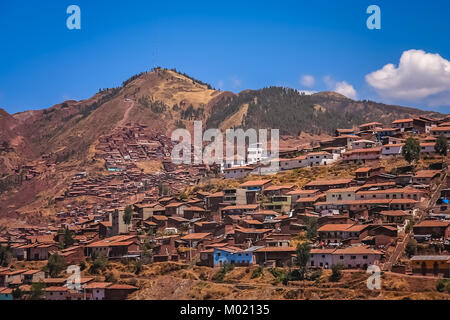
206,87 -> 443,136
0,68 -> 446,220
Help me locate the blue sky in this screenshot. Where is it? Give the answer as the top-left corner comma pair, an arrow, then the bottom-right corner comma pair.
1,0 -> 450,114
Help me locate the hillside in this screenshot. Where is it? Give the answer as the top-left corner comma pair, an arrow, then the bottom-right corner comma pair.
0,68 -> 446,219
206,87 -> 443,136
12,68 -> 223,161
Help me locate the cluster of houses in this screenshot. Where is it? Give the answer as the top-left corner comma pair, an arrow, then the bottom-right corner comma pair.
225,117 -> 450,179
2,115 -> 450,300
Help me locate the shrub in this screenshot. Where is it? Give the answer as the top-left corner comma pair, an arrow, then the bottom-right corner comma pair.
212,263 -> 234,283
436,279 -> 450,293
89,254 -> 108,274
330,264 -> 344,282
251,266 -> 264,279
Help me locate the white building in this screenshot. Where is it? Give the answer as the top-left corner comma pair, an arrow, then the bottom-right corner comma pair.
381,144 -> 403,157
247,143 -> 269,165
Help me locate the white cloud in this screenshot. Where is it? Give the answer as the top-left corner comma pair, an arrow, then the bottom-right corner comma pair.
300,75 -> 315,87
366,49 -> 450,106
323,76 -> 358,100
334,81 -> 357,100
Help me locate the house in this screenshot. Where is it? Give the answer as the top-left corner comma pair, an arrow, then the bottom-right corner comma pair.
325,187 -> 361,203
0,269 -> 26,287
180,233 -> 212,249
278,156 -> 308,171
85,235 -> 140,259
430,126 -> 450,139
213,246 -> 254,267
223,189 -> 249,206
295,194 -> 326,211
311,246 -> 382,269
355,187 -> 423,201
134,203 -> 165,220
351,140 -> 377,150
22,270 -> 45,284
22,243 -> 58,261
317,224 -> 370,244
221,204 -> 259,218
224,166 -> 254,179
335,128 -> 355,136
375,128 -> 400,141
239,179 -> 272,192
165,202 -> 189,217
309,248 -> 335,268
84,282 -> 112,300
205,192 -> 224,212
104,284 -> 138,300
263,184 -> 296,197
412,170 -> 441,186
392,118 -> 414,132
58,246 -> 86,265
305,152 -> 337,167
355,166 -> 385,181
359,122 -> 382,132
303,178 -> 354,192
286,189 -> 321,203
45,286 -> 70,300
381,144 -> 403,157
420,143 -> 436,155
413,220 -> 450,240
410,255 -> 450,277
233,228 -> 272,244
262,195 -> 292,213
253,246 -> 297,267
342,147 -> 382,163
0,288 -> 13,301
183,206 -> 208,219
375,210 -> 411,224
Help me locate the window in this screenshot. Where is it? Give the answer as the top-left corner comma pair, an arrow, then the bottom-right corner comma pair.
351,256 -> 356,260
363,256 -> 368,260
340,256 -> 344,260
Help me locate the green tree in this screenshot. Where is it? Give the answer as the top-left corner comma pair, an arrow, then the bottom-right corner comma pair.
402,136 -> 421,164
123,205 -> 133,225
295,242 -> 311,280
0,244 -> 12,267
305,217 -> 318,240
434,134 -> 448,157
61,228 -> 75,249
12,287 -> 23,300
330,263 -> 344,282
89,253 -> 108,274
45,253 -> 67,277
30,281 -> 46,300
405,238 -> 417,258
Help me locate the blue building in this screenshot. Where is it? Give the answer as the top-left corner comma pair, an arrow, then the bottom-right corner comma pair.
0,288 -> 13,301
213,247 -> 254,267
